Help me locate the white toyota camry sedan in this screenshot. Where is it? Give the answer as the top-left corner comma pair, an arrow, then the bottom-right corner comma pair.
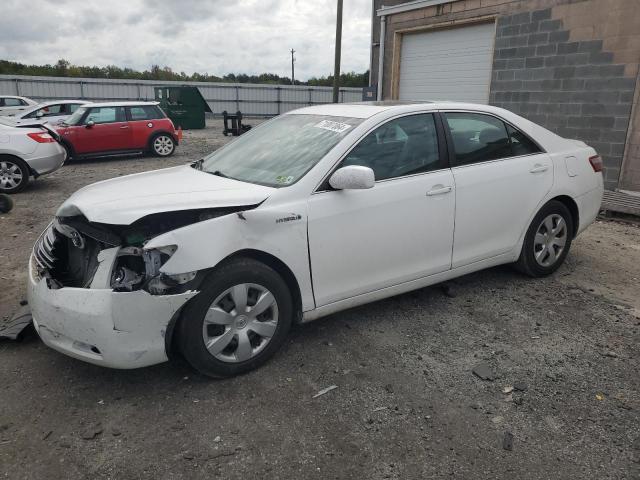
28,102 -> 603,377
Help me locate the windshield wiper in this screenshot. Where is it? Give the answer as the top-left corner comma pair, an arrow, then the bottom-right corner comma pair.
210,170 -> 228,178
191,158 -> 204,170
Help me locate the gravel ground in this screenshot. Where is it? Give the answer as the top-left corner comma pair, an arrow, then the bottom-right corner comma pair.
1,119 -> 639,479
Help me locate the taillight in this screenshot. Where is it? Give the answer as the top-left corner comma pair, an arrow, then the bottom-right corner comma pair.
27,132 -> 56,143
588,155 -> 603,172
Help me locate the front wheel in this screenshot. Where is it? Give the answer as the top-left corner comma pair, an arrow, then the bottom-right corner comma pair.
178,258 -> 293,378
0,156 -> 30,194
150,134 -> 175,157
515,200 -> 574,277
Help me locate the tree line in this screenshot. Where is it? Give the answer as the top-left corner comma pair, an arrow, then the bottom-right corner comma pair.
0,59 -> 369,87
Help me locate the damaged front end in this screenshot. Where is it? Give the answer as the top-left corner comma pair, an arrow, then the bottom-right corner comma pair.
28,206 -> 254,369
33,207 -> 246,294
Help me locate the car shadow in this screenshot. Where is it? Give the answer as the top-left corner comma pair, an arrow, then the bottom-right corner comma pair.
15,263 -> 533,392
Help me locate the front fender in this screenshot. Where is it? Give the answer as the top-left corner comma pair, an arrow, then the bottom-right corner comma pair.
144,202 -> 314,311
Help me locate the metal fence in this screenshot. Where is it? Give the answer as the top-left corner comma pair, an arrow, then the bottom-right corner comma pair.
0,75 -> 364,117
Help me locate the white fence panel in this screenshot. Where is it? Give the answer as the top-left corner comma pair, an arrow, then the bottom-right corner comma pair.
0,75 -> 364,117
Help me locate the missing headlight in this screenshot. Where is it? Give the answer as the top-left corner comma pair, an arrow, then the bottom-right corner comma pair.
110,245 -> 197,295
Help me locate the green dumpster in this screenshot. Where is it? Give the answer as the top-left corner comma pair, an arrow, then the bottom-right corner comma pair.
154,86 -> 212,130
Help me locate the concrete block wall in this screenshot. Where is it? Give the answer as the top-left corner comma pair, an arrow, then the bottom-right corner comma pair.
490,1 -> 640,190
371,0 -> 640,191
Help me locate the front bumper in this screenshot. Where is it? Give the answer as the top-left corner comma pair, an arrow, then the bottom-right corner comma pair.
27,254 -> 197,369
26,143 -> 66,176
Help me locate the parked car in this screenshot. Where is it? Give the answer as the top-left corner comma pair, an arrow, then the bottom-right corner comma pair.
0,117 -> 66,193
28,102 -> 603,377
0,96 -> 38,116
5,100 -> 89,126
56,101 -> 179,160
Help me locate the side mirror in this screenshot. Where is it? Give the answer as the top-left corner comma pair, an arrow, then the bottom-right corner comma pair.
35,111 -> 44,118
329,165 -> 375,190
85,120 -> 95,128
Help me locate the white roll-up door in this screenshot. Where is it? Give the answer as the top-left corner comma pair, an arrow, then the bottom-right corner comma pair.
398,22 -> 495,104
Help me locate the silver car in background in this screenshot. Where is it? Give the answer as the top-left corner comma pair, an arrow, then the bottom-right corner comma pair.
0,117 -> 66,193
4,100 -> 89,126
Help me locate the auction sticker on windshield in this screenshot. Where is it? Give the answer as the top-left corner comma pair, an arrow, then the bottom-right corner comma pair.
314,120 -> 352,133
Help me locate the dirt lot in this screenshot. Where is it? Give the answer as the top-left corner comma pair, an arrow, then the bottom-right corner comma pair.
1,120 -> 639,479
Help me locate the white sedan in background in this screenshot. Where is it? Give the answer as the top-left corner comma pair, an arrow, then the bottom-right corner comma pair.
3,100 -> 89,126
28,102 -> 603,377
0,95 -> 38,116
0,118 -> 66,193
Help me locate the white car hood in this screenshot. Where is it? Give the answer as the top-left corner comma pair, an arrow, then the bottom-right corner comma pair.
56,166 -> 275,224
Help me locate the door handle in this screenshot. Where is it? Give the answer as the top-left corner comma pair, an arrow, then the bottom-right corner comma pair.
530,164 -> 549,173
120,125 -> 130,129
426,185 -> 452,196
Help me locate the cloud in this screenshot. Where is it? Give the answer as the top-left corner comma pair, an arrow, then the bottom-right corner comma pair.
0,0 -> 372,80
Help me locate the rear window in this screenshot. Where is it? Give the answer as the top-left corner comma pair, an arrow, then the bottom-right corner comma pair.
3,98 -> 24,107
128,105 -> 165,121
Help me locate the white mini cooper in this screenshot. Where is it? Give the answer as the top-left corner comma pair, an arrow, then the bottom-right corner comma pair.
28,102 -> 603,377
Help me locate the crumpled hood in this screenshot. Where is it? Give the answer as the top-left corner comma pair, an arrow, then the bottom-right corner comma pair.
56,165 -> 275,224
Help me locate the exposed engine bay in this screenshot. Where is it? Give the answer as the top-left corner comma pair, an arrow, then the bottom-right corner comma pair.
33,206 -> 255,295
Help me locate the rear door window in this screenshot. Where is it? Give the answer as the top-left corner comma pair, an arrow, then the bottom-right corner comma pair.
444,112 -> 542,166
444,113 -> 512,166
4,98 -> 24,107
506,124 -> 541,156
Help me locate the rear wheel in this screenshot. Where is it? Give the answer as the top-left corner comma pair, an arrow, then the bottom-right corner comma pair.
515,200 -> 574,277
60,141 -> 73,162
151,134 -> 175,157
178,258 -> 293,378
0,156 -> 30,194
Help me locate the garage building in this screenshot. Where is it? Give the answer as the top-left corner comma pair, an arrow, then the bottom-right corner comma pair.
369,0 -> 640,200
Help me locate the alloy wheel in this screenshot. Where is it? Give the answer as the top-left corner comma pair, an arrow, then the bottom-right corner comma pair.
0,160 -> 23,190
533,214 -> 567,267
153,135 -> 174,156
201,283 -> 279,363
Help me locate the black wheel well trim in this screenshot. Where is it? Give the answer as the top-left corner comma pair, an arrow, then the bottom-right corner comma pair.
165,249 -> 304,358
549,195 -> 579,238
0,153 -> 34,177
226,249 -> 304,321
59,138 -> 75,154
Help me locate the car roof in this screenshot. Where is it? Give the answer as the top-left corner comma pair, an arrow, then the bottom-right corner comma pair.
19,99 -> 89,112
81,101 -> 160,108
288,101 -> 523,119
36,99 -> 90,105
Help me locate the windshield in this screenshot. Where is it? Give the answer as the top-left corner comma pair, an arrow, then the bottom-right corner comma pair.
200,114 -> 363,187
64,106 -> 88,125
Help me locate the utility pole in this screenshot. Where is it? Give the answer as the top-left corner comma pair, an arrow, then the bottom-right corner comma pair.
291,48 -> 296,85
332,0 -> 343,103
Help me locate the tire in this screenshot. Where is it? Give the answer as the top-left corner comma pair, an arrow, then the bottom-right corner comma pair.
150,133 -> 175,157
0,156 -> 30,194
178,258 -> 293,378
0,193 -> 13,213
515,200 -> 574,277
60,141 -> 73,162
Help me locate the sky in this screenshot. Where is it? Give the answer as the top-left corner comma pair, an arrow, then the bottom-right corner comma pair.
0,0 -> 373,80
